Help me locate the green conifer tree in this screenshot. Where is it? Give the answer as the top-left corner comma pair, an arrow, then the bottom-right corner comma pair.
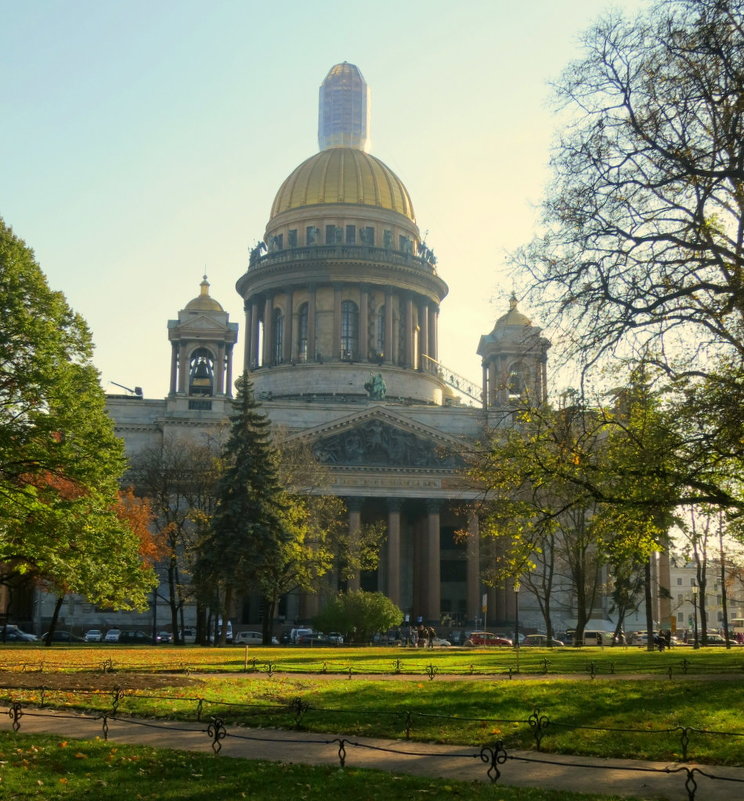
196,372 -> 288,644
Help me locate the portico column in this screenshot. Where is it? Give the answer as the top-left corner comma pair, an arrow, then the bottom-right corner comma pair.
482,363 -> 489,410
387,499 -> 402,605
425,500 -> 441,622
347,498 -> 362,591
385,287 -> 394,364
488,362 -> 497,407
466,512 -> 480,625
359,285 -> 369,362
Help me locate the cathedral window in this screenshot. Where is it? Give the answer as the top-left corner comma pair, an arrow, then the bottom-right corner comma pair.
269,234 -> 283,251
360,226 -> 375,245
383,229 -> 393,249
345,225 -> 356,244
340,300 -> 359,360
399,235 -> 413,254
326,225 -> 342,244
306,226 -> 319,245
288,229 -> 298,248
272,308 -> 284,364
297,303 -> 309,362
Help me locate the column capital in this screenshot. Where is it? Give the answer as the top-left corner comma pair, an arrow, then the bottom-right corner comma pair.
387,498 -> 403,513
425,499 -> 441,514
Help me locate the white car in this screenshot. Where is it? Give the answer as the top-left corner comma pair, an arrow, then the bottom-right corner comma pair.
103,629 -> 121,643
234,630 -> 279,645
83,629 -> 103,642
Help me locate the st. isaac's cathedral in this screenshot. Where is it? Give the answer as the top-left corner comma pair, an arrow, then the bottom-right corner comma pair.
103,64 -> 664,636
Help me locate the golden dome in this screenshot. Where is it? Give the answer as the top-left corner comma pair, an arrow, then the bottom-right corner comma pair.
269,148 -> 415,221
494,295 -> 531,328
185,276 -> 224,312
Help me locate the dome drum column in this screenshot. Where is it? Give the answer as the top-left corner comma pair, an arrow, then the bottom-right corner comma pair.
419,300 -> 429,370
308,285 -> 317,362
385,287 -> 394,365
359,285 -> 369,362
262,295 -> 273,366
405,295 -> 414,368
284,291 -> 294,364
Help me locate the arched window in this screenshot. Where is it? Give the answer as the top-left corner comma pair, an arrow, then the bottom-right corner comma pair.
272,308 -> 284,364
189,348 -> 215,396
297,303 -> 309,362
507,362 -> 529,400
340,300 -> 359,360
374,304 -> 385,359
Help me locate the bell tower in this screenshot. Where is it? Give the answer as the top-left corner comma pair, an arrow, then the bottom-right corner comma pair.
167,277 -> 238,403
477,295 -> 551,409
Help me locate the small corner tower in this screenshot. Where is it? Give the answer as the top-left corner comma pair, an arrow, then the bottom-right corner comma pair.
167,277 -> 238,403
477,294 -> 551,408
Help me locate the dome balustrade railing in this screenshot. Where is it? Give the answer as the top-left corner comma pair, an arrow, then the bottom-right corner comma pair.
248,243 -> 439,275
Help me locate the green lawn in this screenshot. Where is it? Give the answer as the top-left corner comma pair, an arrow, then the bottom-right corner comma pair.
0,732 -> 649,801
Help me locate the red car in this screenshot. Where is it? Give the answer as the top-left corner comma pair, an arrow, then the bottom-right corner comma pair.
465,631 -> 513,647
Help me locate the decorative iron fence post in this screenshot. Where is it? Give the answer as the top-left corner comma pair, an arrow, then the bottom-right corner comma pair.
336,738 -> 347,768
101,713 -> 109,741
196,698 -> 204,721
528,708 -> 550,751
479,741 -> 508,782
677,726 -> 692,762
207,716 -> 227,753
8,702 -> 22,732
290,697 -> 310,728
426,663 -> 437,681
402,709 -> 413,740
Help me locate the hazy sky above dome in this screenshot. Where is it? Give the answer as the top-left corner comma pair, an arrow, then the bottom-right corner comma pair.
2,0 -> 647,399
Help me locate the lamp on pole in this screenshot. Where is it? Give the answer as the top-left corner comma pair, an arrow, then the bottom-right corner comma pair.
692,585 -> 699,650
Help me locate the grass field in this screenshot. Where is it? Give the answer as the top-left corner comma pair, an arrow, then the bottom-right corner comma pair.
0,732 -> 645,801
0,645 -> 742,765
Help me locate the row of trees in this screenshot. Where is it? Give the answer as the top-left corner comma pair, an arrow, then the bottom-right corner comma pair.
472,0 -> 744,646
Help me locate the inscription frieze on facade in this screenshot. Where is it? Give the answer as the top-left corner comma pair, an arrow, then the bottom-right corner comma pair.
313,420 -> 462,468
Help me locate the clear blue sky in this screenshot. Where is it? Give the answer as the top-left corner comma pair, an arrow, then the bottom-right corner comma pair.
1,0 -> 647,398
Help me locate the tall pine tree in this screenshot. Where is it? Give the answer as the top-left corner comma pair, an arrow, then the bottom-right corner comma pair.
196,373 -> 288,644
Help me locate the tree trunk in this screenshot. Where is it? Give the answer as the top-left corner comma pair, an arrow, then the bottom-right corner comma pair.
168,559 -> 180,644
45,595 -> 65,647
719,520 -> 731,648
262,596 -> 276,645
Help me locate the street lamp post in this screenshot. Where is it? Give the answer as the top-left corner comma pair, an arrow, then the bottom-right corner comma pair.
692,585 -> 699,650
514,581 -> 521,671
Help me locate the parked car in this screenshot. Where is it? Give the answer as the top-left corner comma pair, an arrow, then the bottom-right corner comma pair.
83,629 -> 103,643
117,630 -> 152,644
325,632 -> 344,644
432,637 -> 451,647
155,631 -> 172,644
704,633 -> 731,646
289,627 -> 314,644
296,633 -> 333,646
1,626 -> 37,642
41,630 -> 84,643
179,628 -> 196,644
464,631 -> 513,647
234,631 -> 279,646
522,634 -> 564,647
104,629 -> 121,643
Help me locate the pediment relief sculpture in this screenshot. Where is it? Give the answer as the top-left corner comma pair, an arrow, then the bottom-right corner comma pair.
313,420 -> 462,468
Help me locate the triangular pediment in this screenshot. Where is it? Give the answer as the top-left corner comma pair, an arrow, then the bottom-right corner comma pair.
284,407 -> 465,470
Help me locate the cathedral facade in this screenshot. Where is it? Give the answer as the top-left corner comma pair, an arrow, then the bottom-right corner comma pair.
104,64 -> 586,635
